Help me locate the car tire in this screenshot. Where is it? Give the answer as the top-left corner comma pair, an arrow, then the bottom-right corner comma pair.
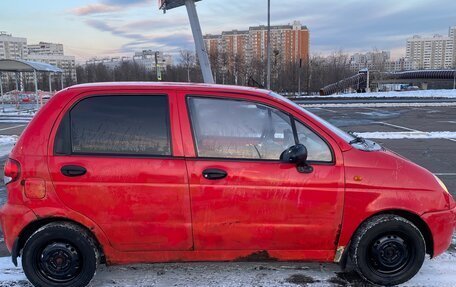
22,222 -> 99,287
349,214 -> 426,286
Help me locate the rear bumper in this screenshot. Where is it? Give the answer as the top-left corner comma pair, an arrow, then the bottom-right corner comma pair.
421,206 -> 456,257
0,203 -> 37,252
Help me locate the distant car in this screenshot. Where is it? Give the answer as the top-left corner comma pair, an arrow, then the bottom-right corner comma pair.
1,82 -> 455,287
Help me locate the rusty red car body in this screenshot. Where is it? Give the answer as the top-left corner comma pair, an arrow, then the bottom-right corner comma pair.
0,82 -> 455,286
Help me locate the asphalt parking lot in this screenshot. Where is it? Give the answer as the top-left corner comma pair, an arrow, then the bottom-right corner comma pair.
305,105 -> 456,196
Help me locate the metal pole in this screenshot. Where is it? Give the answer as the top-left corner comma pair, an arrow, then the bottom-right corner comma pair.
266,0 -> 271,90
15,73 -> 19,109
0,72 -> 4,111
19,72 -> 23,91
49,73 -> 52,92
15,72 -> 19,91
185,0 -> 214,84
61,73 -> 64,89
453,68 -> 455,90
34,70 -> 39,109
366,69 -> 370,93
298,60 -> 301,97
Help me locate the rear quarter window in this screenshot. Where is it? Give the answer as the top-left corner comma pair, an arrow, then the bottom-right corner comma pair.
54,95 -> 171,156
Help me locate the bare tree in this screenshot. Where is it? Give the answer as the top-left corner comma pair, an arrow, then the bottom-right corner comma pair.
179,50 -> 196,82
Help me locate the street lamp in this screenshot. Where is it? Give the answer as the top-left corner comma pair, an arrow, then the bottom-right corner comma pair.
266,0 -> 271,90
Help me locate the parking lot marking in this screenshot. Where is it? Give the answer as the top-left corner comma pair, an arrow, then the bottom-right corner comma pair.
0,124 -> 25,132
377,122 -> 420,132
318,108 -> 337,113
434,173 -> 456,176
376,122 -> 456,143
356,131 -> 456,139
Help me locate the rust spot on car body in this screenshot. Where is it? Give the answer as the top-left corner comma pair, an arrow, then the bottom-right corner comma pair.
235,250 -> 278,262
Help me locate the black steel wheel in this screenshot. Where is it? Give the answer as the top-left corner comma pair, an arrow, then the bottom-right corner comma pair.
22,222 -> 99,287
350,215 -> 426,286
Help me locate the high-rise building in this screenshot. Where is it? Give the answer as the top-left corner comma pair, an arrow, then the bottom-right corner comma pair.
249,21 -> 309,64
0,32 -> 28,60
405,26 -> 456,69
26,41 -> 76,83
0,33 -> 76,84
28,42 -> 64,55
26,54 -> 77,82
221,30 -> 249,59
86,50 -> 174,72
204,34 -> 222,55
349,51 -> 391,71
204,21 -> 310,65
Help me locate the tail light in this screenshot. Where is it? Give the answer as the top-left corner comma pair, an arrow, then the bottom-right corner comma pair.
4,158 -> 21,185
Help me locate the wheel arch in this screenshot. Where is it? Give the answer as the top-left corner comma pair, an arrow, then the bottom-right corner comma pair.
13,217 -> 106,266
340,209 -> 434,268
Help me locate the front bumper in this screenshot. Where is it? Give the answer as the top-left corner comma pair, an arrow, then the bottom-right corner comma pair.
0,203 -> 37,252
421,206 -> 456,257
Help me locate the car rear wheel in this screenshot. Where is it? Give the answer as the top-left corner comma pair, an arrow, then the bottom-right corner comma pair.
349,215 -> 426,286
22,222 -> 99,287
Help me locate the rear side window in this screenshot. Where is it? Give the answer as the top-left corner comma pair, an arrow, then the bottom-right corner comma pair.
54,95 -> 171,156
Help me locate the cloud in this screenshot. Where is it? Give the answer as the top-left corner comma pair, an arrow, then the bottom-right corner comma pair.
85,19 -> 193,55
72,0 -> 152,16
126,18 -> 188,30
85,19 -> 148,40
72,4 -> 121,16
103,0 -> 150,5
69,0 -> 456,59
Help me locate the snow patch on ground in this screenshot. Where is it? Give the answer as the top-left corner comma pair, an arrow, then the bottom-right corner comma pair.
356,131 -> 456,139
300,102 -> 456,108
297,89 -> 456,99
0,136 -> 17,158
0,252 -> 455,287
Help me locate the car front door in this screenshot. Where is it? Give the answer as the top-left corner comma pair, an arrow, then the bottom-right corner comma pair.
48,92 -> 193,252
179,93 -> 345,257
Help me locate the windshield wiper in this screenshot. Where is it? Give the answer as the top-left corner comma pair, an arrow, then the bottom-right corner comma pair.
348,131 -> 366,145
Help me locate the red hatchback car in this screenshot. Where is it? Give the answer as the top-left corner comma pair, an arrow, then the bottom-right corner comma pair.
1,83 -> 455,287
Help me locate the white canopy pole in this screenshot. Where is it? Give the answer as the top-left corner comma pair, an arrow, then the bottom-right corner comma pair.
15,72 -> 19,91
34,70 -> 39,109
0,72 -> 4,112
15,72 -> 19,109
49,73 -> 52,92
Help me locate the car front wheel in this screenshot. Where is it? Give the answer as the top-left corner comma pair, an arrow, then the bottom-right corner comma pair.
22,222 -> 99,287
350,214 -> 426,286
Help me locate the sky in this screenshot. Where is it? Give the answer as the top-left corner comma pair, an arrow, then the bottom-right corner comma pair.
1,0 -> 456,62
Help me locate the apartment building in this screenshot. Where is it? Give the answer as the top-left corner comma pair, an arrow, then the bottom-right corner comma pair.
86,50 -> 174,72
27,41 -> 76,83
27,42 -> 64,55
26,54 -> 76,82
204,21 -> 309,65
405,26 -> 456,69
349,51 -> 391,71
0,32 -> 28,60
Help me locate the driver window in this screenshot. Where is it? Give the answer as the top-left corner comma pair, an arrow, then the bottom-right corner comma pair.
188,97 -> 295,160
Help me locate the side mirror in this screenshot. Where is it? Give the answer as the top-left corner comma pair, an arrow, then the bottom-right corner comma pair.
280,144 -> 314,174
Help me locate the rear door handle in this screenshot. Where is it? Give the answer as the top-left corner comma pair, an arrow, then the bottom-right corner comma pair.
61,165 -> 87,177
202,168 -> 227,180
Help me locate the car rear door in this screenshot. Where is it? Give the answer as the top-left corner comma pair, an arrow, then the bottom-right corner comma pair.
48,91 -> 193,252
178,91 -> 345,257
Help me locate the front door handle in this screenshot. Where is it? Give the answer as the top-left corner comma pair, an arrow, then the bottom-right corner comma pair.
202,168 -> 227,180
61,165 -> 87,177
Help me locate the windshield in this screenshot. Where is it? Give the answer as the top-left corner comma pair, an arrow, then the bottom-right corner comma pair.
269,92 -> 355,143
